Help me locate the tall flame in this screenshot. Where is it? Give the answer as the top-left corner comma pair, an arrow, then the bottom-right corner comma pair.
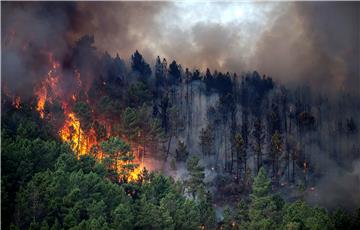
33,51 -> 147,182
35,52 -> 61,119
36,85 -> 47,119
59,112 -> 89,156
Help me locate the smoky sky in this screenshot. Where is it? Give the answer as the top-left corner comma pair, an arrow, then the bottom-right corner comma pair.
2,1 -> 359,96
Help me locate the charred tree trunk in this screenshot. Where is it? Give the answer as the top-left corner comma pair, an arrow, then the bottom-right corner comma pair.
166,134 -> 172,161
292,157 -> 295,183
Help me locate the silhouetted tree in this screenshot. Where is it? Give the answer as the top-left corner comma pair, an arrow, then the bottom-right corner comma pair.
131,50 -> 151,80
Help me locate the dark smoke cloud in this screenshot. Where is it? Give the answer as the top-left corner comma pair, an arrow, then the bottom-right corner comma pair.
2,2 -> 359,96
1,1 -> 359,209
2,2 -> 81,98
75,1 -> 359,95
70,2 -> 169,60
250,2 -> 360,95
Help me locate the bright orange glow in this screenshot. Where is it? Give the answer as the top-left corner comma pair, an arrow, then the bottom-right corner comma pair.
35,53 -> 61,119
128,162 -> 144,181
35,85 -> 47,119
59,112 -> 89,156
58,112 -> 146,182
33,51 -> 147,182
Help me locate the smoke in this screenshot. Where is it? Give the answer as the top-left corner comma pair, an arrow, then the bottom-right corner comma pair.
306,158 -> 360,210
251,2 -> 360,95
2,2 -> 81,98
2,2 -> 359,96
73,2 -> 359,95
2,1 -> 359,210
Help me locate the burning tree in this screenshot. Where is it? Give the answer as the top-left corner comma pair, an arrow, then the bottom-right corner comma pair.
100,137 -> 139,182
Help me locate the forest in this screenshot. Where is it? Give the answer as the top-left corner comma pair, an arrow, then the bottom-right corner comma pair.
2,33 -> 360,229
2,1 -> 360,229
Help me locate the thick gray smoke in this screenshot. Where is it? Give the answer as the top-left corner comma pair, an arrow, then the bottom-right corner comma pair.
2,2 -> 359,96
75,2 -> 360,95
2,1 -> 359,210
2,2 -> 81,98
306,159 -> 360,210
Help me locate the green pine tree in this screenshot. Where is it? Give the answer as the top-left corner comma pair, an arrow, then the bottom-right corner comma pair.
249,167 -> 277,230
186,156 -> 205,198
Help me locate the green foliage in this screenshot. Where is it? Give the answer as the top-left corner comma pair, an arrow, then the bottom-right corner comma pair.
122,106 -> 164,149
14,166 -> 130,229
96,96 -> 121,121
198,191 -> 216,229
282,201 -> 335,230
122,107 -> 140,143
1,122 -> 67,229
186,156 -> 205,198
270,130 -> 282,178
2,75 -> 359,230
234,199 -> 250,228
249,167 -> 278,230
100,137 -> 138,180
126,82 -> 152,108
73,101 -> 92,132
112,204 -> 134,229
136,173 -> 204,230
222,207 -> 235,230
136,196 -> 175,230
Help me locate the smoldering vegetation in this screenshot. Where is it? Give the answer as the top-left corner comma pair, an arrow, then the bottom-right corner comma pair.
2,1 -> 360,211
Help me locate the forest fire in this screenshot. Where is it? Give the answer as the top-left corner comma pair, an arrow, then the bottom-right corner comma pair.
35,86 -> 46,119
59,112 -> 90,156
35,53 -> 61,119
31,52 -> 147,182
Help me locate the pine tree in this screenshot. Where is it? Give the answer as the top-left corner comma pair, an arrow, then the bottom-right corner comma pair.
234,133 -> 245,182
252,117 -> 264,173
235,199 -> 249,228
100,137 -> 138,181
186,156 -> 205,198
155,56 -> 164,88
198,190 -> 216,229
122,107 -> 140,143
199,125 -> 214,156
249,167 -> 277,230
223,207 -> 236,230
168,60 -> 181,85
131,50 -> 151,80
270,131 -> 282,180
175,140 -> 189,162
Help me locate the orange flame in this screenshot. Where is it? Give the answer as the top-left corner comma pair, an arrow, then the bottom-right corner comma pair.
58,112 -> 146,182
34,51 -> 147,182
35,53 -> 61,119
59,112 -> 89,156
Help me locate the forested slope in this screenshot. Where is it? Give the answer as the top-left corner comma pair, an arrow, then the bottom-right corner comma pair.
2,35 -> 360,229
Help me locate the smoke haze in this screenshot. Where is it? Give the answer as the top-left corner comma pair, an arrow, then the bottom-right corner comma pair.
2,2 -> 359,96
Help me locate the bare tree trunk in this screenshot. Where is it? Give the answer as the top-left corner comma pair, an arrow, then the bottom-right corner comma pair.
166,134 -> 172,161
292,158 -> 295,183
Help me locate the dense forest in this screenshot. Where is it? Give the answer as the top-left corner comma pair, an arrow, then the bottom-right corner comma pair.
2,32 -> 360,229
